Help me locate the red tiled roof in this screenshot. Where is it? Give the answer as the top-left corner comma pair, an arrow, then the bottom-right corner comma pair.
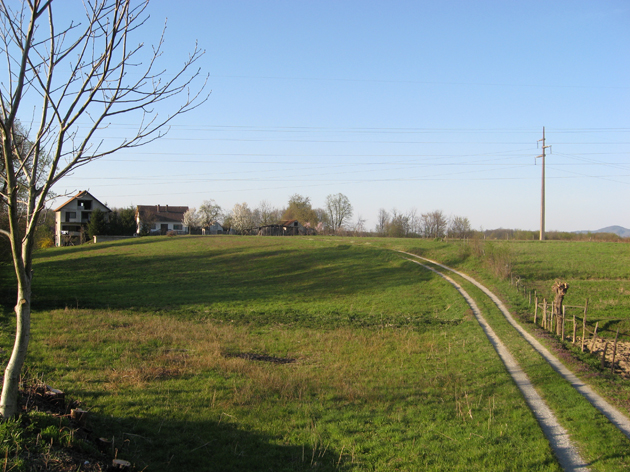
136,205 -> 189,223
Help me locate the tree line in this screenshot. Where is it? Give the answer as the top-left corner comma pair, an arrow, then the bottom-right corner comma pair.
180,193 -> 473,239
182,193 -> 354,235
374,208 -> 472,239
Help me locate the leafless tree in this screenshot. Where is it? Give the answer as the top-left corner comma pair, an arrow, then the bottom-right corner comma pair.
407,208 -> 420,236
258,200 -> 280,225
375,208 -> 389,235
0,0 -> 207,418
421,210 -> 448,239
325,193 -> 353,232
353,215 -> 366,236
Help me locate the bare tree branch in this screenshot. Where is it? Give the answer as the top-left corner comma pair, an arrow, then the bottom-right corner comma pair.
0,0 -> 208,418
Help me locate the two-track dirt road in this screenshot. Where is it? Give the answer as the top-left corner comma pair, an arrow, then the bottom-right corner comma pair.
401,251 -> 630,472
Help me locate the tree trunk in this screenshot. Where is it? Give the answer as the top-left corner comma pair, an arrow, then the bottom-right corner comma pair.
1,279 -> 31,418
552,282 -> 569,336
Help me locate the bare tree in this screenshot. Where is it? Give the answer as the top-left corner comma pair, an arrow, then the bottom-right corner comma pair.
407,208 -> 420,236
353,215 -> 366,236
258,200 -> 280,225
0,0 -> 207,418
375,208 -> 389,235
324,193 -> 353,232
421,210 -> 448,239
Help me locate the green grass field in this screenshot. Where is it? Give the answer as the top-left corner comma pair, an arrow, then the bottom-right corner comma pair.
390,238 -> 630,339
1,235 -> 629,470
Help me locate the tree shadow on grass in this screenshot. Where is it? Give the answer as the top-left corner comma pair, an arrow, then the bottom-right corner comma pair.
74,369 -> 519,472
29,243 -> 435,322
86,411 -> 344,472
37,235 -> 176,257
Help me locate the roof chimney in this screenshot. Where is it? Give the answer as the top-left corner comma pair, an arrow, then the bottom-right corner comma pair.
166,205 -> 169,212
157,204 -> 161,212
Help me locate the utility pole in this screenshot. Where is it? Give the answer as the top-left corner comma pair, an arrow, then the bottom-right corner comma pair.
536,127 -> 551,241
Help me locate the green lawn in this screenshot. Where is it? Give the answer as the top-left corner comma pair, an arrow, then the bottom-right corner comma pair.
1,235 -> 629,470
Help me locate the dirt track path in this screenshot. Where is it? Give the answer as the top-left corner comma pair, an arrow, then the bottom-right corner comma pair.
400,252 -> 630,441
402,255 -> 589,471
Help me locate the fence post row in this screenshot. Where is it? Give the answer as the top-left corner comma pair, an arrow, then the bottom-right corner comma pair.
525,288 -> 623,376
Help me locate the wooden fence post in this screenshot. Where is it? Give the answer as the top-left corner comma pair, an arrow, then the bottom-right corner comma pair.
534,297 -> 538,324
572,312 -> 576,344
581,308 -> 587,352
601,342 -> 609,369
561,305 -> 566,341
611,329 -> 620,375
584,298 -> 588,317
589,322 -> 599,352
543,299 -> 547,330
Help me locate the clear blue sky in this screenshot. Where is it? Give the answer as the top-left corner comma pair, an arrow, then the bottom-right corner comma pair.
53,0 -> 629,232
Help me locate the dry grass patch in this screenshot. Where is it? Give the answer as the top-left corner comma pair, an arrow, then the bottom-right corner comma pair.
35,309 -> 462,406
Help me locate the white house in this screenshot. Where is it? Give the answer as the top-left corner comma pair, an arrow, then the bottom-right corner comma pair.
54,190 -> 111,246
136,204 -> 189,235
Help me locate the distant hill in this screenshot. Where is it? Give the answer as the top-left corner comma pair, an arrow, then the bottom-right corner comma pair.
576,226 -> 630,238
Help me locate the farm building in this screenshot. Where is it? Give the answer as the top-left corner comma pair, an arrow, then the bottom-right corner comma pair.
54,190 -> 111,246
136,204 -> 189,235
258,220 -> 308,236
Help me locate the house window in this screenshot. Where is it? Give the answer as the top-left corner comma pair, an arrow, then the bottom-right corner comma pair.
65,211 -> 76,222
173,224 -> 182,230
77,200 -> 92,210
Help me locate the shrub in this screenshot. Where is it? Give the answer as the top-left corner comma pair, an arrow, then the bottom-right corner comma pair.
484,242 -> 513,279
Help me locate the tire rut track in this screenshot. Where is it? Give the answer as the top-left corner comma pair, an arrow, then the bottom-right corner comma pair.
400,252 -> 630,441
402,254 -> 590,471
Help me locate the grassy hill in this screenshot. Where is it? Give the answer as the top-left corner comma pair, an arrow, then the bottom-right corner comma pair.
1,235 -> 629,470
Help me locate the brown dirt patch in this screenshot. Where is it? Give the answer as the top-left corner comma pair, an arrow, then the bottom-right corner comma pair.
12,382 -> 126,471
223,351 -> 297,364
